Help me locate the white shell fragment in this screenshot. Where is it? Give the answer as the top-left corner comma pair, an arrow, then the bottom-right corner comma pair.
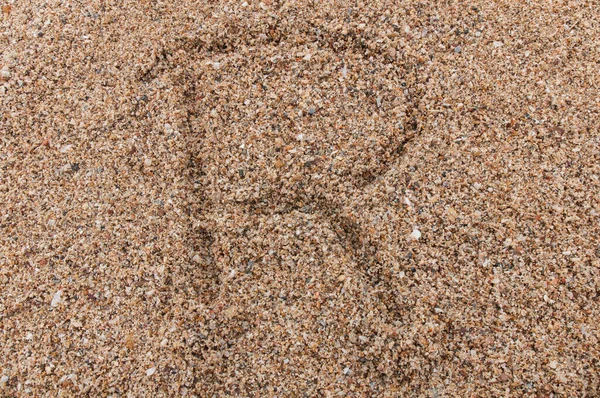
51,290 -> 62,307
410,229 -> 421,241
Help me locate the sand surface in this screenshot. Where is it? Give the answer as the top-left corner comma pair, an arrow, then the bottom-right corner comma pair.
1,0 -> 599,396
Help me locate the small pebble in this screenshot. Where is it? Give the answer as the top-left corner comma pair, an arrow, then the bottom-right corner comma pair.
224,306 -> 238,318
146,367 -> 156,376
71,319 -> 83,328
274,137 -> 284,149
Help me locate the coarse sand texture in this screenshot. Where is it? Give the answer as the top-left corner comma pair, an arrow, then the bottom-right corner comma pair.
1,0 -> 599,396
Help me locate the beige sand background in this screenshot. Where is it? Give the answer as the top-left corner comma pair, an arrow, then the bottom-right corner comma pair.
1,0 -> 599,396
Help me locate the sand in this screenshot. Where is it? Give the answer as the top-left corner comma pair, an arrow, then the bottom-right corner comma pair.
1,0 -> 599,396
